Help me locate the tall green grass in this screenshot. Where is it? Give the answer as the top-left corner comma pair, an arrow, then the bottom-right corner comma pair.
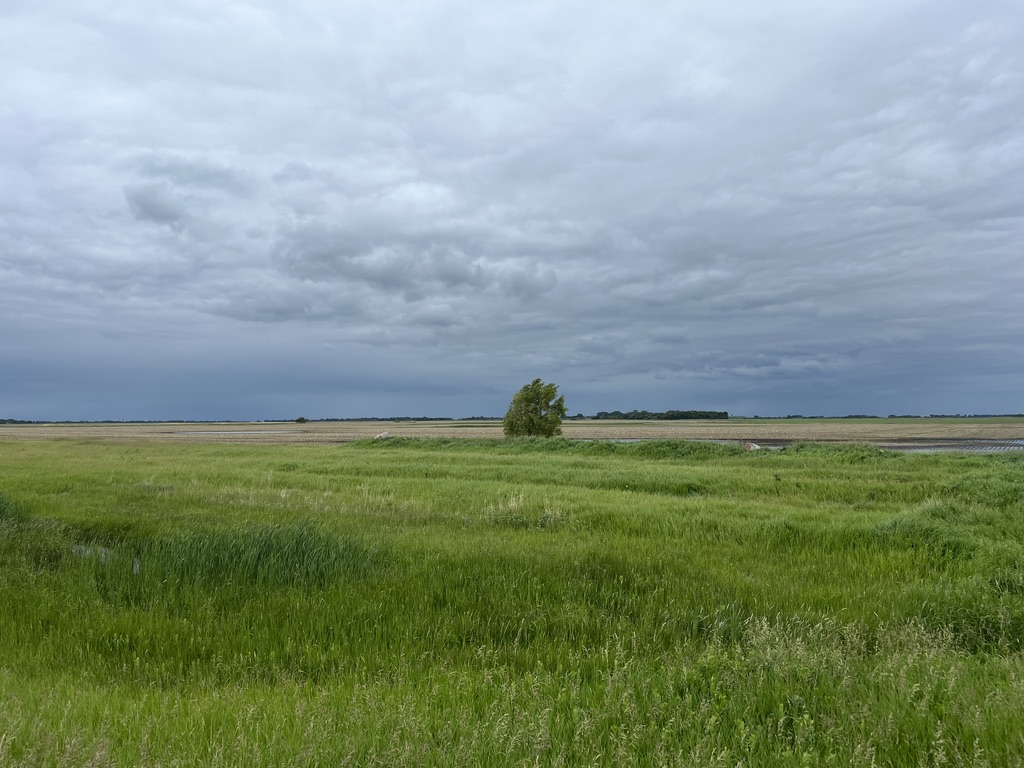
1,439 -> 1022,765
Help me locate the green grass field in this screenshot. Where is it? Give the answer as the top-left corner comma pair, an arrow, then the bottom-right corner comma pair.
1,437 -> 1023,766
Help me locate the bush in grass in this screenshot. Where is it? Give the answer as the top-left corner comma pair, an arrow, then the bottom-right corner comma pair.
502,379 -> 567,438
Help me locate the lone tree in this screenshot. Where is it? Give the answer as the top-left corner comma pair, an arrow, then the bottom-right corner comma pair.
503,379 -> 567,438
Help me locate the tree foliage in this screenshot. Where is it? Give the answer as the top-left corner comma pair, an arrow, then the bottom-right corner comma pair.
592,409 -> 728,420
503,379 -> 567,438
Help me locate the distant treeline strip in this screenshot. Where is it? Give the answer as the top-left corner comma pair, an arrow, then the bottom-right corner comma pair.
591,410 -> 729,420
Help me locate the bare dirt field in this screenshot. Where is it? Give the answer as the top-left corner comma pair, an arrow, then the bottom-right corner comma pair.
2,418 -> 1022,450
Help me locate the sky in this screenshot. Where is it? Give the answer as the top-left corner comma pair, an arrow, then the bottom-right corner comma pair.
2,1 -> 1023,420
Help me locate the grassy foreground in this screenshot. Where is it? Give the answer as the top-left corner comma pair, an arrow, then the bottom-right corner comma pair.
1,437 -> 1022,766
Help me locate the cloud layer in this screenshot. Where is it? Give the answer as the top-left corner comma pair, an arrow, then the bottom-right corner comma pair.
3,1 -> 1022,419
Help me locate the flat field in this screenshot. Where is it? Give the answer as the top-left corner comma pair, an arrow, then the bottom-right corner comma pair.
2,415 -> 1023,446
1,436 -> 1023,765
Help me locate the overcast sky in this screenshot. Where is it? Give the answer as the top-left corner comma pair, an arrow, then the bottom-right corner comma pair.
2,1 -> 1022,420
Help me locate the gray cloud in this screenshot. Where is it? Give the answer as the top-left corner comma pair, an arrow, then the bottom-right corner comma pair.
2,0 -> 1022,419
124,182 -> 188,229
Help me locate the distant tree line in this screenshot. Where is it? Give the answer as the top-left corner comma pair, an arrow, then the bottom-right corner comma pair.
920,413 -> 1024,419
752,414 -> 1024,420
1,419 -> 249,424
315,416 -> 465,422
591,410 -> 729,420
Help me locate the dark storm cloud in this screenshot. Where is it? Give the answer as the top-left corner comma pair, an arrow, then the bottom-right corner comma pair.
2,0 -> 1022,419
132,153 -> 253,195
124,182 -> 188,229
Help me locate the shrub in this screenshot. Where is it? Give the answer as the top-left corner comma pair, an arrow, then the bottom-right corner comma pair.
502,379 -> 567,438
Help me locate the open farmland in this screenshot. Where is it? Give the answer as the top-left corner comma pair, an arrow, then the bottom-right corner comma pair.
1,435 -> 1023,765
2,415 -> 1023,447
